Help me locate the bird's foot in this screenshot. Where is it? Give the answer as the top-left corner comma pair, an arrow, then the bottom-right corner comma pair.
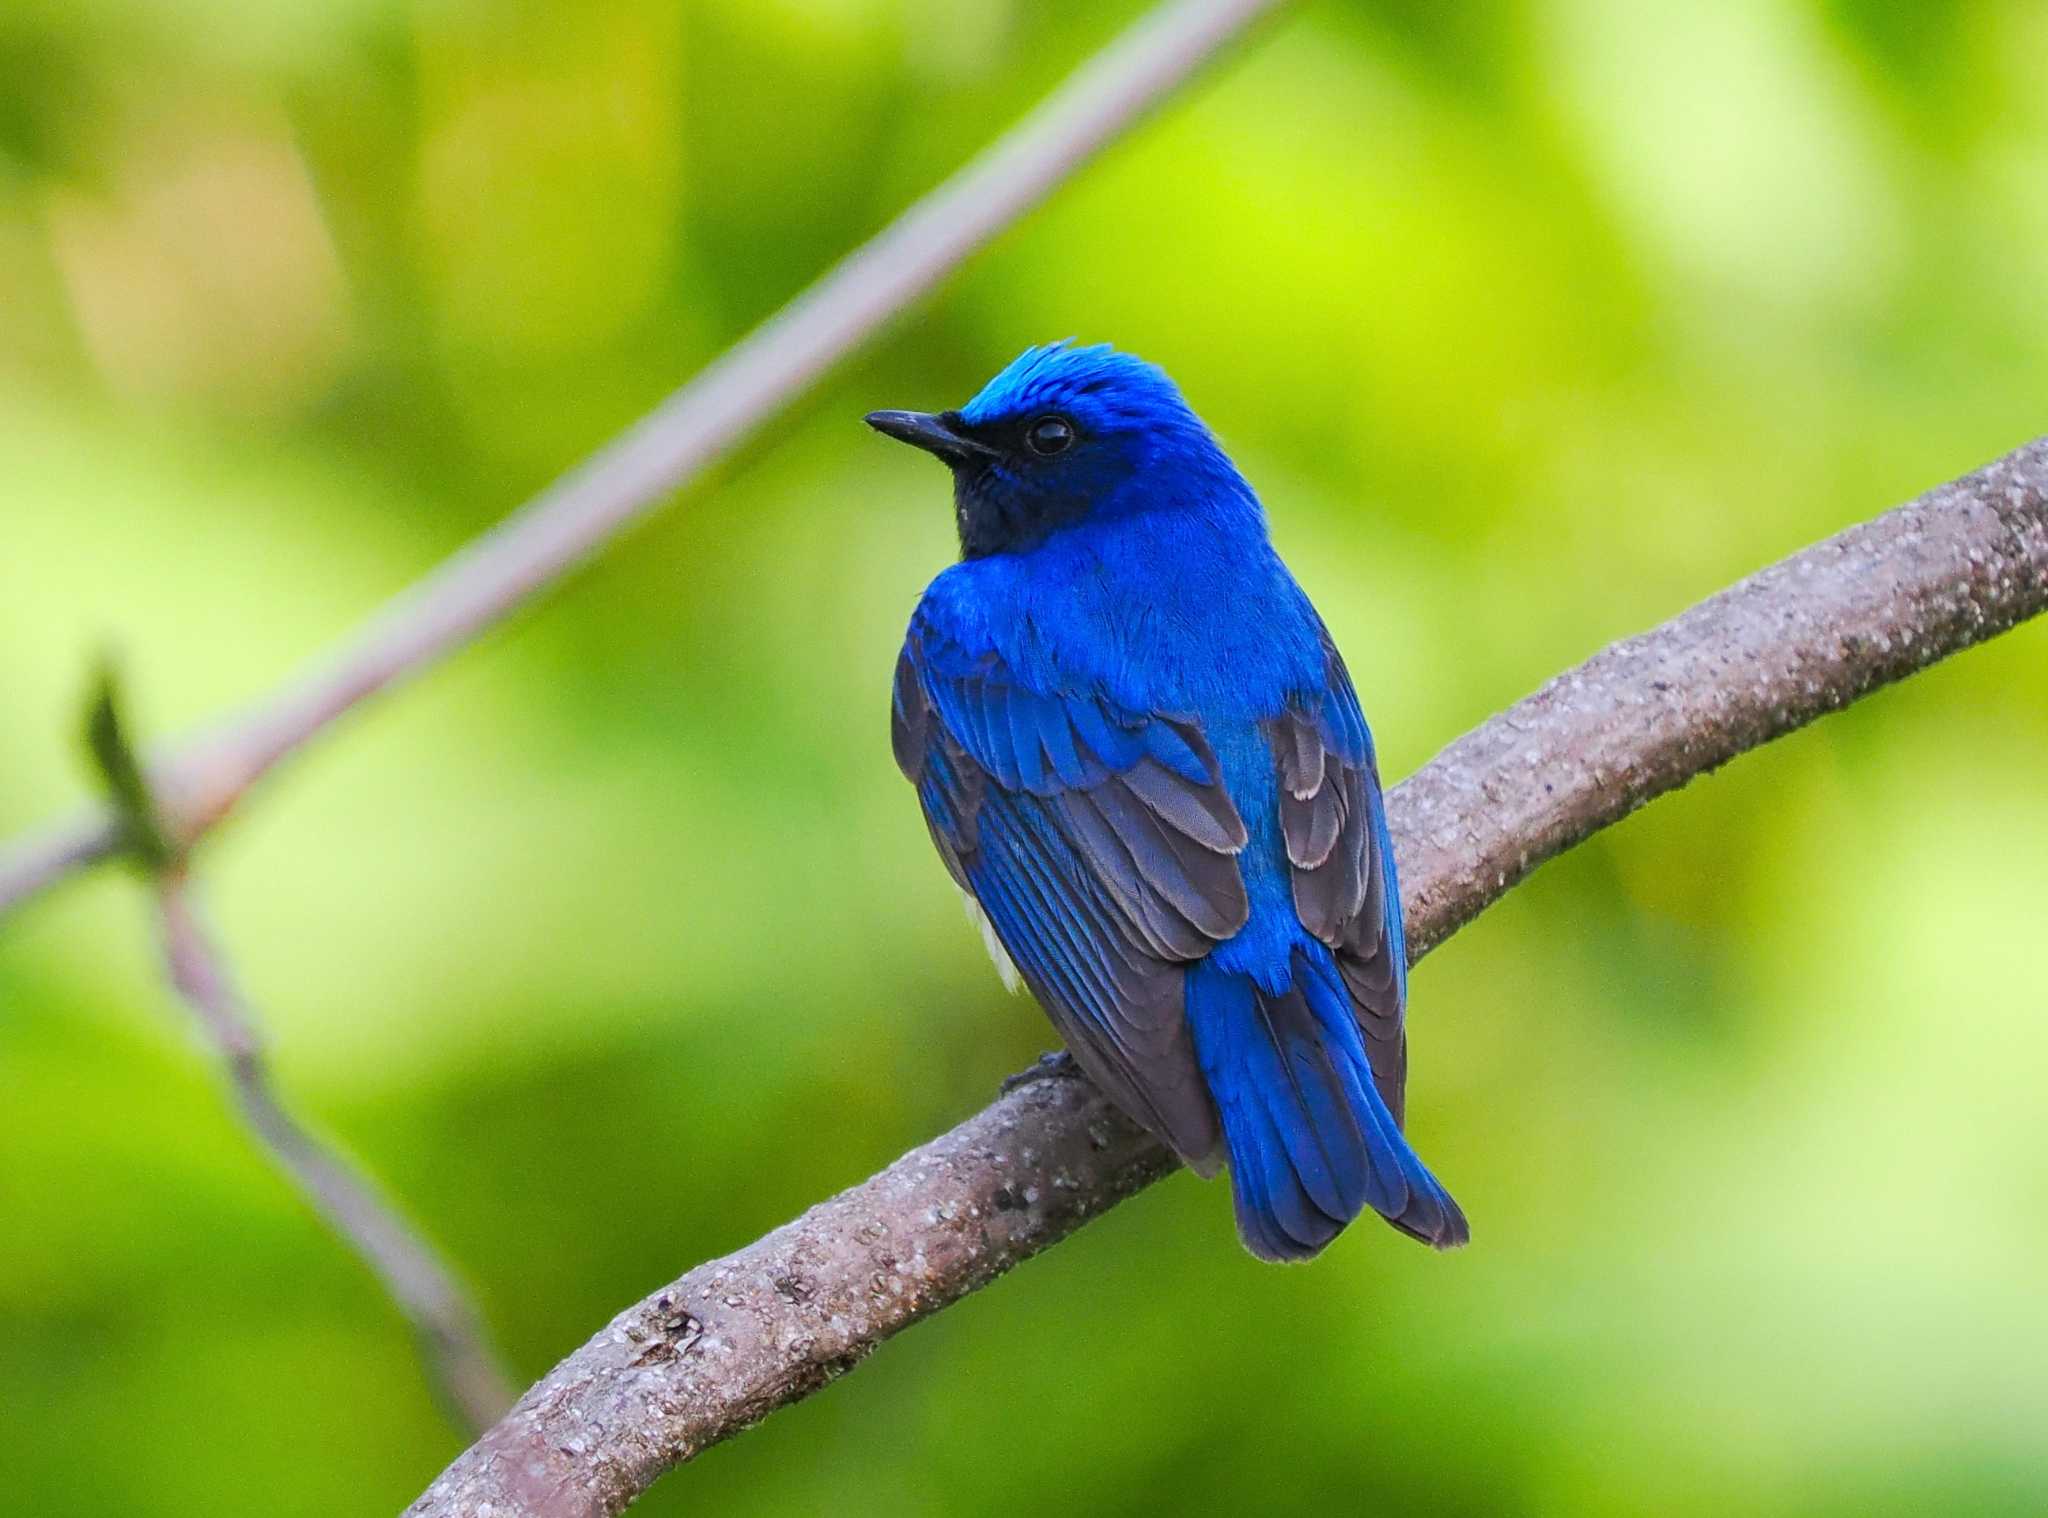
1001,1049 -> 1078,1094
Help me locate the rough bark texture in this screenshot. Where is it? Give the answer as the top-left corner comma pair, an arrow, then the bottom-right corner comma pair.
407,1073 -> 1169,1518
1395,437 -> 2048,955
407,440 -> 2048,1517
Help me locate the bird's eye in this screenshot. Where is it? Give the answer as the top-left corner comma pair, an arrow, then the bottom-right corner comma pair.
1025,415 -> 1075,456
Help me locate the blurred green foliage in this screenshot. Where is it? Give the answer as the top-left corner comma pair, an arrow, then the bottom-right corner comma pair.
3,1 -> 2046,1513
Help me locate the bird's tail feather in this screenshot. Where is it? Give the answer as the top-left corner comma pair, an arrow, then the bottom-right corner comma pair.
1188,948 -> 1466,1260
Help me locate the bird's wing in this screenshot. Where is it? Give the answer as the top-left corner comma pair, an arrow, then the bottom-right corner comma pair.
893,616 -> 1249,1166
1263,625 -> 1411,1125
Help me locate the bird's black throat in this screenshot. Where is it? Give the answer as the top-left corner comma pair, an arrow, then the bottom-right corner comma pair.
952,465 -> 1094,559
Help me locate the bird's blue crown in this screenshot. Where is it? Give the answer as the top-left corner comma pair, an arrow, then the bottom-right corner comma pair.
958,340 -> 1202,439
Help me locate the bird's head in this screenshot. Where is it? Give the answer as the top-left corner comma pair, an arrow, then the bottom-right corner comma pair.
866,341 -> 1241,559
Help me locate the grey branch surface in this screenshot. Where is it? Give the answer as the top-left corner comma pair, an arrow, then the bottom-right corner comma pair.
406,442 -> 2048,1516
0,0 -> 1284,923
156,873 -> 517,1435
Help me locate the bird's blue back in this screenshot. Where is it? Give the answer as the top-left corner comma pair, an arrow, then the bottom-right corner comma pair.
884,343 -> 1463,1258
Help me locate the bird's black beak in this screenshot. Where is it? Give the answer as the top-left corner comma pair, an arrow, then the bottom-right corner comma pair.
864,409 -> 997,466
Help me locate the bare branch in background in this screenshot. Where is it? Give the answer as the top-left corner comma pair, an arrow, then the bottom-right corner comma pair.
0,0 -> 1286,923
406,440 -> 2048,1518
156,877 -> 517,1436
85,676 -> 517,1438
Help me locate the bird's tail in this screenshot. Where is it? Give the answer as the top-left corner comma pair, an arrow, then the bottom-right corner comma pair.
1188,947 -> 1467,1260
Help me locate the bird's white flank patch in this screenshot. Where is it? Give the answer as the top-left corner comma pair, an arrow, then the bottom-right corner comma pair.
961,891 -> 1021,992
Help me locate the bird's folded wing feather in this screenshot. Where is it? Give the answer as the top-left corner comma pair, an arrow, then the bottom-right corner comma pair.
893,616 -> 1250,1166
1263,626 -> 1410,1124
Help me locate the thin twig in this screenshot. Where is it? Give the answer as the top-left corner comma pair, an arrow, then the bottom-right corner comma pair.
0,0 -> 1287,924
156,873 -> 517,1436
83,673 -> 517,1437
407,439 -> 2048,1517
0,813 -> 122,910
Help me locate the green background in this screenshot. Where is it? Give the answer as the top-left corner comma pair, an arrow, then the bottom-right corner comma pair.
4,1 -> 2046,1513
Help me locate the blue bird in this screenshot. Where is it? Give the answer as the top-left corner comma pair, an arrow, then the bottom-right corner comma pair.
869,342 -> 1466,1260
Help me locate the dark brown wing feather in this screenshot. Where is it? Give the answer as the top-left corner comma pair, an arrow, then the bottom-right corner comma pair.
1264,636 -> 1408,1126
893,626 -> 1251,1167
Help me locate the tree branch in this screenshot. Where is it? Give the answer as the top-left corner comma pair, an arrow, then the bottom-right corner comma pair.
0,0 -> 1284,923
405,441 -> 2048,1516
84,671 -> 518,1436
156,873 -> 518,1435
